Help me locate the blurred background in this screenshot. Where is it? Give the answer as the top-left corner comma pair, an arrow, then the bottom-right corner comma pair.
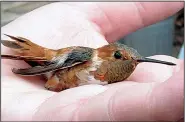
1,2 -> 184,59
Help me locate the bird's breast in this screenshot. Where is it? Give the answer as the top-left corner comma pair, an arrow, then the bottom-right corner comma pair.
75,51 -> 108,85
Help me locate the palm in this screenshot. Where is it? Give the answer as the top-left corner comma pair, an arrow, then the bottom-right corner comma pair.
2,2 -> 183,121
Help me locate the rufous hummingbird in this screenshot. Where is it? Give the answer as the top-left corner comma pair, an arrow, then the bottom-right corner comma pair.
1,34 -> 176,92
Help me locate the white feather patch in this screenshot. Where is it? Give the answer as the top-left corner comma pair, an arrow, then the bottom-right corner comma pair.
76,51 -> 108,86
55,53 -> 69,67
88,51 -> 103,71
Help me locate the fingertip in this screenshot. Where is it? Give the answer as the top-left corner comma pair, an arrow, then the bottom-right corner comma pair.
173,59 -> 184,73
148,62 -> 184,121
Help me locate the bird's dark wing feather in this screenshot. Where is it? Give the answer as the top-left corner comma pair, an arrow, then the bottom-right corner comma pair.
12,47 -> 94,75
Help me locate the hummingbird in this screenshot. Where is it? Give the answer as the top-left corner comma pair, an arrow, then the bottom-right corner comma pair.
1,34 -> 176,92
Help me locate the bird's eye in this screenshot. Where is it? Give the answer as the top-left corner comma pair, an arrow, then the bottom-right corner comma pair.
114,51 -> 122,59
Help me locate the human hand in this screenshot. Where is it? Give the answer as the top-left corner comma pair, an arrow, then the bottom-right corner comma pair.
1,2 -> 184,121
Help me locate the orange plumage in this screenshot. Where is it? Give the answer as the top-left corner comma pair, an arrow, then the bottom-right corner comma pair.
1,34 -> 176,92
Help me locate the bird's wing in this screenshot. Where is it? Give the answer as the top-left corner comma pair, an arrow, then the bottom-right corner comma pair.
12,47 -> 94,76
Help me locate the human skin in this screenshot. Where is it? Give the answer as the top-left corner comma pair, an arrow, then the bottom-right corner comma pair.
1,2 -> 184,121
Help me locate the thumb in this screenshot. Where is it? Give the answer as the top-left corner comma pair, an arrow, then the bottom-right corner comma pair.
148,60 -> 184,121
73,60 -> 183,121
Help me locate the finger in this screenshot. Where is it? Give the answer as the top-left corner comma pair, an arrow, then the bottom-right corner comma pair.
147,60 -> 184,121
128,55 -> 181,82
73,61 -> 183,121
85,2 -> 183,42
2,2 -> 183,47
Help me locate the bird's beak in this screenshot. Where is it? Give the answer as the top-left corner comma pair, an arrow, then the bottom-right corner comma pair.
136,57 -> 176,66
